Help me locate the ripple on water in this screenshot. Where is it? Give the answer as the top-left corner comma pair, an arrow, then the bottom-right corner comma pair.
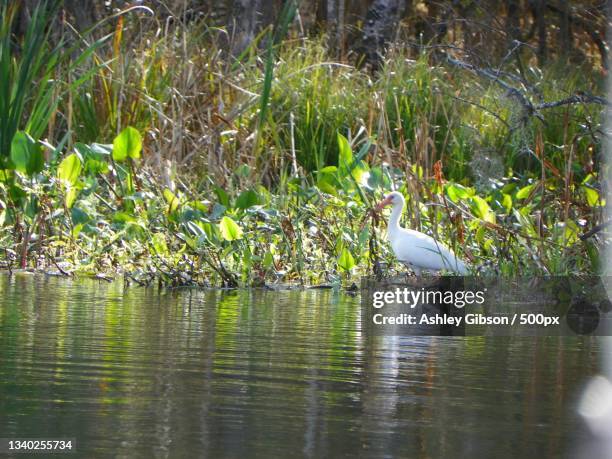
0,275 -> 601,458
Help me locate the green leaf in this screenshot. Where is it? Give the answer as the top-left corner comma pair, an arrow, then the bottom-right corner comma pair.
71,207 -> 90,226
219,216 -> 243,241
112,126 -> 142,162
317,172 -> 337,195
445,183 -> 472,202
65,187 -> 79,208
163,188 -> 180,214
337,133 -> 352,174
235,189 -> 260,209
57,153 -> 82,185
337,247 -> 355,272
502,193 -> 512,213
351,161 -> 369,184
469,196 -> 496,223
582,186 -> 602,207
84,158 -> 109,175
215,187 -> 230,207
10,132 -> 44,175
516,184 -> 535,200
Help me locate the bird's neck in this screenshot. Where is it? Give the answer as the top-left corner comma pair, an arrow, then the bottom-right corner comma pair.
388,201 -> 403,236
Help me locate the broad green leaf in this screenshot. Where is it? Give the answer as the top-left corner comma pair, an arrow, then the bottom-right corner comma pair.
90,143 -> 112,155
163,188 -> 180,213
112,126 -> 142,161
219,216 -> 243,241
582,186 -> 602,207
85,158 -> 109,175
235,189 -> 260,209
516,183 -> 535,199
469,195 -> 496,223
317,173 -> 337,195
65,187 -> 79,208
445,183 -> 471,202
58,153 -> 82,185
189,200 -> 209,213
71,207 -> 90,225
501,182 -> 517,194
215,187 -> 230,207
201,222 -> 219,243
11,132 -> 44,175
337,247 -> 355,272
502,193 -> 512,213
351,161 -> 369,184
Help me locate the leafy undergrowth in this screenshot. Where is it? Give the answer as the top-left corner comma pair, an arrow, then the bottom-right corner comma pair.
1,128 -> 604,288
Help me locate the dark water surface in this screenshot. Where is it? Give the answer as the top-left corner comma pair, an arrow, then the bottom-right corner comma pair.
0,274 -> 602,458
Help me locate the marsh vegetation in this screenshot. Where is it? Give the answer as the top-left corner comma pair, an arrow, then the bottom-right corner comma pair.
1,1 -> 609,286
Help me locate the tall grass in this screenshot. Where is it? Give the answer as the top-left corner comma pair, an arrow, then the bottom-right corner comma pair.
0,1 -> 59,166
64,12 -> 604,194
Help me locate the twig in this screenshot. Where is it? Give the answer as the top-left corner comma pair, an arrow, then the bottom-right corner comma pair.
536,92 -> 610,110
446,55 -> 539,120
46,253 -> 73,277
449,94 -> 510,128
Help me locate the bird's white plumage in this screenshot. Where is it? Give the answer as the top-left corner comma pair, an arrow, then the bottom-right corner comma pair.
380,191 -> 468,275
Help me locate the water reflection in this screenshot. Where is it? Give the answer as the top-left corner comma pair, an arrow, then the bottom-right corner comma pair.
0,274 -> 602,458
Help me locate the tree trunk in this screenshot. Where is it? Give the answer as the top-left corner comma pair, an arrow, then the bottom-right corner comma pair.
361,0 -> 402,67
506,0 -> 520,43
535,0 -> 547,65
228,0 -> 260,55
64,0 -> 98,31
559,0 -> 572,58
227,0 -> 280,55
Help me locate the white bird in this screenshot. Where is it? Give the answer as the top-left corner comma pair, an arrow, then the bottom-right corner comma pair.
376,191 -> 468,275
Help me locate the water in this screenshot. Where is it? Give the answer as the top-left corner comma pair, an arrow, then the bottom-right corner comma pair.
0,274 -> 602,458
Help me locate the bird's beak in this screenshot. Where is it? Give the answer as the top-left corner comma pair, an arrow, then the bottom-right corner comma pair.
375,196 -> 393,211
